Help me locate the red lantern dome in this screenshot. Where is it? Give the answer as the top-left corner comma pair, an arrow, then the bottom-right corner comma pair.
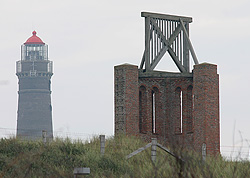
24,31 -> 45,45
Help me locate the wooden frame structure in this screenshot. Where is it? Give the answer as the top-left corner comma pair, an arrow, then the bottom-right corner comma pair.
126,138 -> 184,163
140,12 -> 199,73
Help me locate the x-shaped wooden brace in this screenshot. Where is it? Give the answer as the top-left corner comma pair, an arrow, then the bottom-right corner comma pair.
140,18 -> 199,72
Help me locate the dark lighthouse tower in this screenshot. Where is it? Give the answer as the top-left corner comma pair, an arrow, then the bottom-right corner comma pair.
16,31 -> 53,140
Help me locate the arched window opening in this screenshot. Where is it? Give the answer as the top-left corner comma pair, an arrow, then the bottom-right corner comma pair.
139,91 -> 142,132
192,94 -> 195,110
139,86 -> 146,133
152,87 -> 159,134
175,87 -> 182,134
187,85 -> 193,132
180,90 -> 183,133
152,90 -> 156,133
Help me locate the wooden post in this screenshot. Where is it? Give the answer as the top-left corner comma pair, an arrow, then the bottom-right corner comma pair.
182,21 -> 190,73
100,135 -> 105,156
145,17 -> 151,71
42,130 -> 47,144
151,138 -> 157,162
180,19 -> 199,66
202,143 -> 206,161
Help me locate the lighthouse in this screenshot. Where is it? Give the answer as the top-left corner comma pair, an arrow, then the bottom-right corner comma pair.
16,31 -> 53,140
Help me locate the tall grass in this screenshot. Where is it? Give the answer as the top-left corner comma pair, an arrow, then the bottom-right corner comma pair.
0,135 -> 250,177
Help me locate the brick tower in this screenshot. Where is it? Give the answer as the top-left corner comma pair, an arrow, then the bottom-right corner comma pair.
114,12 -> 220,156
16,31 -> 53,140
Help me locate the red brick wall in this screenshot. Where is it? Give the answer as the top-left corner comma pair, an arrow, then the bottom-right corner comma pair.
114,63 -> 220,156
193,63 -> 220,155
114,64 -> 139,135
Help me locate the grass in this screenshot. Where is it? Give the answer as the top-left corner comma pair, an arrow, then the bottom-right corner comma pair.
0,135 -> 250,177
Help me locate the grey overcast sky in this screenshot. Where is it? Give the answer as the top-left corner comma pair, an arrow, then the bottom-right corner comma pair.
0,0 -> 250,159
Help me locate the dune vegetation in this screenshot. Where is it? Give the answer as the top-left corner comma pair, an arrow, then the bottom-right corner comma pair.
0,135 -> 250,178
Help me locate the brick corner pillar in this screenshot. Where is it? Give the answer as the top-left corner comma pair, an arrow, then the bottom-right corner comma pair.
114,64 -> 139,136
193,63 -> 220,156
